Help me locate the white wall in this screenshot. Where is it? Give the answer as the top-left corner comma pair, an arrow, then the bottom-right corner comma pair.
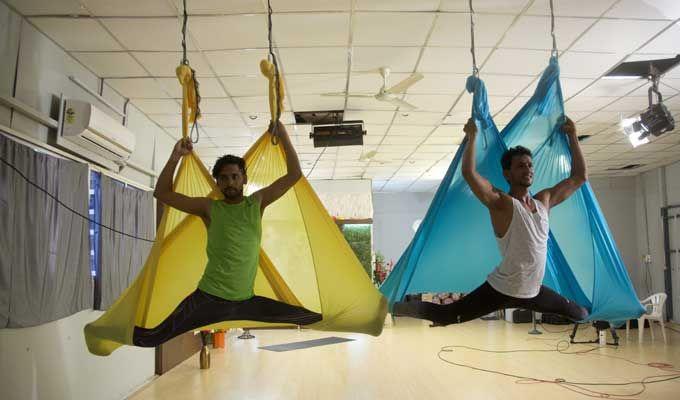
634,160 -> 680,321
0,3 -> 162,399
589,177 -> 640,290
372,192 -> 435,265
0,311 -> 155,400
1,4 -> 175,188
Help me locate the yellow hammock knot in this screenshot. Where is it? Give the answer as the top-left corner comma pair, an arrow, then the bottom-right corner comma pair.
176,63 -> 199,139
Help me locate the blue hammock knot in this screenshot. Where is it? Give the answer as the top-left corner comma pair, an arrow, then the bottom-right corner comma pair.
465,75 -> 479,94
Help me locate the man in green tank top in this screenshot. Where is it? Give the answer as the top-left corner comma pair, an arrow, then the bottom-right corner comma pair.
134,121 -> 321,347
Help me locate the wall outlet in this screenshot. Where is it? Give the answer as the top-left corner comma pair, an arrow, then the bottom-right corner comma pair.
644,254 -> 652,263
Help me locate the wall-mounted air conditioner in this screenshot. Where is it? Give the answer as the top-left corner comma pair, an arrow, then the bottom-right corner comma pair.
57,99 -> 135,170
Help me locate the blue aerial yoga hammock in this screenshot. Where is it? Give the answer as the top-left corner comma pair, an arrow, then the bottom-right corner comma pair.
380,56 -> 645,323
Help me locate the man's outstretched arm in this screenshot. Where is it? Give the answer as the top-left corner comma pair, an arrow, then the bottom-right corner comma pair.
536,117 -> 587,210
461,118 -> 505,210
253,121 -> 303,210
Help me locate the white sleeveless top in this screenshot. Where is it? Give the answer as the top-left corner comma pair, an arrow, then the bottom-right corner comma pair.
486,197 -> 549,298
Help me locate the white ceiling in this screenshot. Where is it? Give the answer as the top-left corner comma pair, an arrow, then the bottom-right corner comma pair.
4,0 -> 680,192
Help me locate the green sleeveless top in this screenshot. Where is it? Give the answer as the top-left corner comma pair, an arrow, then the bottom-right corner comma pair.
197,196 -> 262,300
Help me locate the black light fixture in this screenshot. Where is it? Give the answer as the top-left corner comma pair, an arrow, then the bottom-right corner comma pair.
609,56 -> 678,147
621,72 -> 675,147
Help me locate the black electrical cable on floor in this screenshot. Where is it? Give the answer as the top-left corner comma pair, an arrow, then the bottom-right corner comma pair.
438,337 -> 680,399
0,156 -> 155,242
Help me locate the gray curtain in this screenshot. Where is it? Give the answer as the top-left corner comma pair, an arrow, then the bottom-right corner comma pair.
99,175 -> 154,310
0,134 -> 92,328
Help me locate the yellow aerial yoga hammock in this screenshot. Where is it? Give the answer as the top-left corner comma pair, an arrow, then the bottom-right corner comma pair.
84,58 -> 388,356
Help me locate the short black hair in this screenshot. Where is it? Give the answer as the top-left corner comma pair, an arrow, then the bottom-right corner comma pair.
501,146 -> 532,170
212,155 -> 246,178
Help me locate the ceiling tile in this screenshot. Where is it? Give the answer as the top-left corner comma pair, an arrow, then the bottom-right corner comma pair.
199,114 -> 246,128
499,96 -> 531,113
73,52 -> 147,77
30,17 -> 122,51
423,134 -> 463,145
605,0 -> 680,19
482,49 -> 552,75
431,125 -> 463,137
638,24 -> 680,54
430,14 -> 515,47
344,110 -> 395,124
205,49 -> 269,75
349,72 -> 409,93
285,74 -> 347,95
292,95 -> 345,111
488,96 -> 515,113
232,96 -> 272,113
5,0 -> 83,15
526,0 -> 617,17
278,47 -> 348,73
352,47 -> 420,73
419,144 -> 458,153
482,75 -> 536,96
190,15 -> 268,50
601,96 -> 649,112
84,0 -> 175,16
107,78 -> 169,98
586,151 -> 616,161
441,0 -> 530,13
565,96 -> 614,112
271,0 -> 350,12
102,18 -> 192,51
420,47 -> 492,73
273,13 -> 349,47
156,77 -> 227,98
404,94 -> 457,112
355,0 -> 440,11
578,78 -> 646,97
560,78 -> 595,98
201,126 -> 253,138
409,152 -> 446,160
220,75 -> 267,96
364,134 -> 384,145
492,112 -> 516,126
393,111 -> 445,125
580,132 -> 620,145
387,125 -> 434,136
133,52 -> 214,77
577,110 -> 621,124
444,110 -> 471,124
346,96 -> 396,111
408,180 -> 439,192
558,51 -> 624,79
131,99 -> 180,114
406,73 -> 467,94
185,0 -> 263,13
500,16 -> 593,50
241,111 -> 294,126
148,113 -> 181,127
200,98 -> 238,114
571,19 -> 668,54
353,12 -> 435,46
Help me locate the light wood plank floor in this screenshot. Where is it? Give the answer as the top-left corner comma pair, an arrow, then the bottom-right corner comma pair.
128,318 -> 680,400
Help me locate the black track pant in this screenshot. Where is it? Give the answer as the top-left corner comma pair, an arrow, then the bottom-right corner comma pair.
133,289 -> 322,347
394,281 -> 588,326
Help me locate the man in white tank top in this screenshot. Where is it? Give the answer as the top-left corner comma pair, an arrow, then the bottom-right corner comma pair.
395,117 -> 589,325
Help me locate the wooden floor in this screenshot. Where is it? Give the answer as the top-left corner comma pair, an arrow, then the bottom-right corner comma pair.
128,318 -> 680,400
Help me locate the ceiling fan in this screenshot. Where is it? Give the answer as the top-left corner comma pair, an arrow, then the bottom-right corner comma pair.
322,67 -> 423,111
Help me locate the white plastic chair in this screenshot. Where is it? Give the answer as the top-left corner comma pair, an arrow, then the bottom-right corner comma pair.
626,293 -> 667,344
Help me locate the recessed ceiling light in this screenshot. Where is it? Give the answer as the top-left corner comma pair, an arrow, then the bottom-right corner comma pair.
401,112 -> 409,117
249,115 -> 258,120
